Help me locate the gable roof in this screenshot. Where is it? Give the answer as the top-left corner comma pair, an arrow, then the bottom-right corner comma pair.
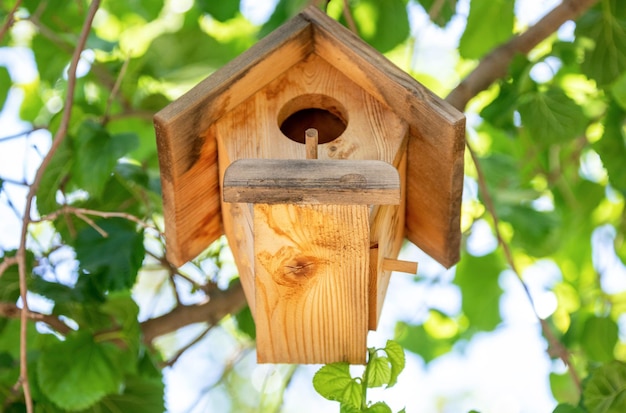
154,6 -> 465,268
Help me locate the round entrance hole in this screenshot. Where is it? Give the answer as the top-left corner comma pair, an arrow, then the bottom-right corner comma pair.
278,94 -> 348,144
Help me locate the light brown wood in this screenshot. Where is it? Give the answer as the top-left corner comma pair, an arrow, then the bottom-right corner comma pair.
305,128 -> 318,159
214,52 -> 409,332
154,14 -> 313,266
382,258 -> 418,274
254,203 -> 369,364
302,6 -> 465,267
367,152 -> 407,330
223,159 -> 400,205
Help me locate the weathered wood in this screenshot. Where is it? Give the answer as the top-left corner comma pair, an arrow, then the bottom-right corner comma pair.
223,159 -> 400,205
382,258 -> 418,274
305,128 -> 318,159
254,203 -> 369,364
302,6 -> 465,267
154,14 -> 313,266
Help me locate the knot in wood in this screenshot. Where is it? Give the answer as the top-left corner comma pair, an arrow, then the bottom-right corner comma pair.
339,173 -> 366,187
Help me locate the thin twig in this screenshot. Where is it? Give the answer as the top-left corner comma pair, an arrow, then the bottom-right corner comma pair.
0,257 -> 18,278
342,0 -> 358,34
15,2 -> 100,411
168,273 -> 182,305
39,205 -> 162,237
0,176 -> 29,186
427,0 -> 446,22
0,302 -> 73,335
465,141 -> 581,390
145,249 -> 208,293
74,211 -> 108,237
162,324 -> 215,367
102,55 -> 131,125
0,0 -> 23,42
0,128 -> 44,144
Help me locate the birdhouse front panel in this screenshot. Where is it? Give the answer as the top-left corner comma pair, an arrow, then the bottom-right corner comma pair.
254,203 -> 369,364
213,53 -> 409,326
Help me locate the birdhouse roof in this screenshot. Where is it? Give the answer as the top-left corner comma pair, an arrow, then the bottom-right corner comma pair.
154,6 -> 465,268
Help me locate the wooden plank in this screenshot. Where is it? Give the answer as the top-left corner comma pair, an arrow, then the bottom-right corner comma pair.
301,6 -> 465,268
368,152 -> 407,330
155,15 -> 314,266
382,258 -> 418,274
223,159 -> 400,205
254,203 -> 369,364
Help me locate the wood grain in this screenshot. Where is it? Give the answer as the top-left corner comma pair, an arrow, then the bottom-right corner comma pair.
254,203 -> 369,364
154,14 -> 313,266
223,159 -> 400,205
302,6 -> 465,267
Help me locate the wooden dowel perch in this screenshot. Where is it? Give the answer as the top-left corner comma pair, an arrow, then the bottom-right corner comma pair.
382,258 -> 418,274
306,128 -> 318,159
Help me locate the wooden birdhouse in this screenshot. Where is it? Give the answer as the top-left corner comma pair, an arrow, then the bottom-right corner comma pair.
154,6 -> 465,364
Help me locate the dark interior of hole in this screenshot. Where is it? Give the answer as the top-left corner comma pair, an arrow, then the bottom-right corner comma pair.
280,108 -> 347,144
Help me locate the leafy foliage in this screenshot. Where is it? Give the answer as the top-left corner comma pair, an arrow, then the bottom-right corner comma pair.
313,340 -> 406,412
0,0 -> 625,412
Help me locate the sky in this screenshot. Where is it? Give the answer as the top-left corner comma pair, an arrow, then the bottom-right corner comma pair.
1,0 -> 624,412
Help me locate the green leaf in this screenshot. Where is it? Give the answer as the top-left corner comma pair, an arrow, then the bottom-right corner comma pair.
0,319 -> 38,360
416,0 -> 458,27
395,321 -> 456,363
31,34 -> 70,86
367,355 -> 391,388
454,251 -> 505,332
103,0 -> 162,21
581,316 -> 619,362
352,0 -> 410,53
0,66 -> 10,111
365,402 -> 393,413
36,138 -> 74,215
0,261 -> 20,302
552,403 -> 586,413
518,88 -> 587,144
583,361 -> 626,413
502,205 -> 561,257
197,0 -> 240,22
37,331 -> 126,411
74,218 -> 145,292
550,371 -> 582,406
78,376 -> 165,413
71,120 -> 139,199
384,340 -> 405,388
459,0 -> 514,59
576,0 -> 626,87
594,102 -> 626,194
313,362 -> 355,403
342,379 -> 363,409
611,72 -> 626,110
235,305 -> 256,339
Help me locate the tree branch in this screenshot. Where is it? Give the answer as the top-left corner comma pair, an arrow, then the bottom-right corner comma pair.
445,0 -> 600,111
0,0 -> 23,42
39,206 -> 163,237
450,0 -> 598,392
141,281 -> 247,344
0,257 -> 18,278
15,1 -> 100,411
342,0 -> 358,34
0,302 -> 73,336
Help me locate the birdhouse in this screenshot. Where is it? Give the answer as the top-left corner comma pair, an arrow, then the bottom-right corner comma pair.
153,6 -> 465,364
